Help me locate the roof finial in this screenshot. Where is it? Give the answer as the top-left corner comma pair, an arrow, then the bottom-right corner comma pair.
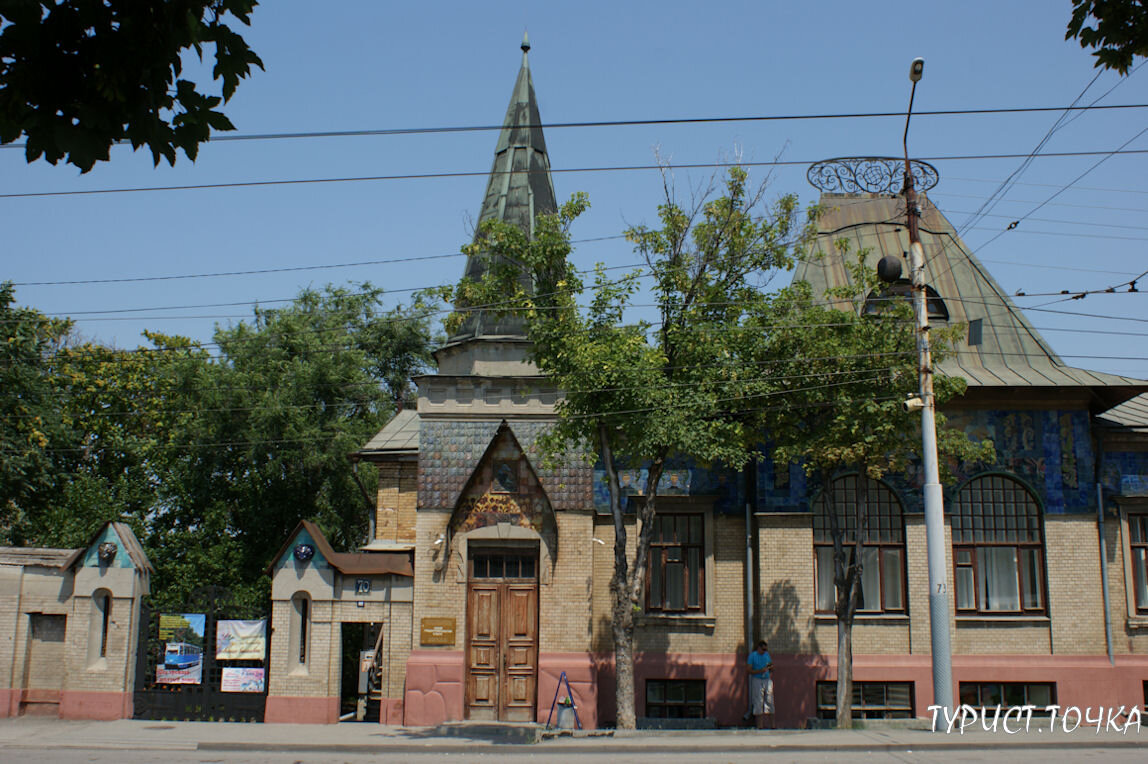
521,30 -> 530,54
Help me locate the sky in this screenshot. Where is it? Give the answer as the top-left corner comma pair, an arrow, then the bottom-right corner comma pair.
3,1 -> 1147,380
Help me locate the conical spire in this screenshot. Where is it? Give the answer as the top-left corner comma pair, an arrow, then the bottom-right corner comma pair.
448,37 -> 558,343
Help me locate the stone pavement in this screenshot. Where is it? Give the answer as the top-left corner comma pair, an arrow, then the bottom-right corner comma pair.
0,717 -> 1144,756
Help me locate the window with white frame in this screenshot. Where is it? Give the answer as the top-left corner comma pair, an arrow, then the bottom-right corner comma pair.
813,475 -> 906,614
952,474 -> 1046,614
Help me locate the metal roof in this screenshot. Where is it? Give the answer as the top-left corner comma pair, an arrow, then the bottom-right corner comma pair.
447,35 -> 559,344
794,193 -> 1147,411
0,547 -> 78,568
1098,393 -> 1148,432
357,408 -> 419,457
266,520 -> 413,577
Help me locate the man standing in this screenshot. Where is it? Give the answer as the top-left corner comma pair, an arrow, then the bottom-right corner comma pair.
746,640 -> 774,729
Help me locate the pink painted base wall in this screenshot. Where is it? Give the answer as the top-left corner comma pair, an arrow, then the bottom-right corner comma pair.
776,653 -> 1148,728
538,653 -> 599,728
264,695 -> 340,724
59,691 -> 132,720
403,652 -> 1148,729
403,650 -> 464,726
379,697 -> 404,725
0,689 -> 20,718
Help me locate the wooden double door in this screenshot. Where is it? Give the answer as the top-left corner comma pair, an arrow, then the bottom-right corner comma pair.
465,550 -> 539,722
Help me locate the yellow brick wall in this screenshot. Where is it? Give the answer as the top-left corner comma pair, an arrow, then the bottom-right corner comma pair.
62,593 -> 138,693
539,511 -> 594,652
1046,514 -> 1106,654
376,461 -> 418,544
411,510 -> 465,645
589,507 -> 746,655
757,514 -> 818,654
1109,505 -> 1148,654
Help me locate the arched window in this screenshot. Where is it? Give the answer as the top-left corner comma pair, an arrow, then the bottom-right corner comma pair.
863,280 -> 949,322
813,475 -> 906,614
87,589 -> 112,668
290,592 -> 310,672
952,474 -> 1046,614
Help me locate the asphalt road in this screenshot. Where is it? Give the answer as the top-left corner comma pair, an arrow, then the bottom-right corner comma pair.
1,746 -> 1144,764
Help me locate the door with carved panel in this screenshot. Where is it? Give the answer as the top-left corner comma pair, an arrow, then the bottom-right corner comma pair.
465,550 -> 538,721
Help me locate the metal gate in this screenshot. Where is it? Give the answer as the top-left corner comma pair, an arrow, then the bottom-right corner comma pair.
133,585 -> 269,721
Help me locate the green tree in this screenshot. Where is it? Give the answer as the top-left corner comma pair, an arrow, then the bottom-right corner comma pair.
149,284 -> 431,612
0,282 -> 73,544
1067,0 -> 1148,74
763,250 -> 994,727
34,336 -> 196,547
442,167 -> 819,728
0,0 -> 262,172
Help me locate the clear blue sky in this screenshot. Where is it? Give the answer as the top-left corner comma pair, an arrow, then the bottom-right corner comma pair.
3,1 -> 1146,379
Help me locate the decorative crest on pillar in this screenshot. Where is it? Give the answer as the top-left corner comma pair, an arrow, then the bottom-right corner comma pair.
807,156 -> 939,194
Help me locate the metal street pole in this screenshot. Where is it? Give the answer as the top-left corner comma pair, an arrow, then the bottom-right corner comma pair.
902,57 -> 955,719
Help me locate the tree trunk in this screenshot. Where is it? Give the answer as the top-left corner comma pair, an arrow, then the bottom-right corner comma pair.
831,473 -> 869,729
836,611 -> 854,728
612,584 -> 637,729
599,422 -> 637,729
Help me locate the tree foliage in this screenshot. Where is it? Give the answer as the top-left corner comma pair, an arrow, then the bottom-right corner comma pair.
148,284 -> 431,611
0,0 -> 263,172
764,247 -> 994,727
0,281 -> 73,544
0,282 -> 432,614
442,166 -> 819,728
1067,0 -> 1148,74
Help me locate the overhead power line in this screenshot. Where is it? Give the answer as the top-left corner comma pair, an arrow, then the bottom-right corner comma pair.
5,149 -> 1148,200
2,103 -> 1145,150
10,235 -> 626,287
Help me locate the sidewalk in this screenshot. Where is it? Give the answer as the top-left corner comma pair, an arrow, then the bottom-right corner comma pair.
0,717 -> 1143,755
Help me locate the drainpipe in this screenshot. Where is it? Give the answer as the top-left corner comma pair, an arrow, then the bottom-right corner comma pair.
1097,482 -> 1115,666
745,499 -> 754,648
745,464 -> 756,648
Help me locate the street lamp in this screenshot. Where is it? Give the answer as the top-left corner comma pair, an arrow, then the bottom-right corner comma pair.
898,56 -> 956,720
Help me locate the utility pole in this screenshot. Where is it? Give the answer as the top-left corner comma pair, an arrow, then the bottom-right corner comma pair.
901,57 -> 955,719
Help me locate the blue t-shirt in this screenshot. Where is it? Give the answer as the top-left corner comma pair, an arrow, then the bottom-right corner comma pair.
747,650 -> 772,678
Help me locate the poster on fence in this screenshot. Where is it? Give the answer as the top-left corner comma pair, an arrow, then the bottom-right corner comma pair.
215,619 -> 266,660
220,667 -> 265,693
156,613 -> 205,684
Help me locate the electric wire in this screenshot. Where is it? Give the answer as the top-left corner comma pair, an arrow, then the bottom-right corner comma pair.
5,149 -> 1148,200
4,103 -> 1146,150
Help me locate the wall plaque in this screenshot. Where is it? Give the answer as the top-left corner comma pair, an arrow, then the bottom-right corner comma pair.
420,617 -> 456,646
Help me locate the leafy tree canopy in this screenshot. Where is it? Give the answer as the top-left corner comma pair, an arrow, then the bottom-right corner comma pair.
0,282 -> 432,614
441,166 -> 821,728
0,281 -> 73,544
0,0 -> 262,172
1067,0 -> 1148,74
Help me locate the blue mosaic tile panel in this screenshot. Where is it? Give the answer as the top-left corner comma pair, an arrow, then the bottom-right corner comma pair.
755,408 -> 1104,516
591,457 -> 743,514
1100,450 -> 1148,501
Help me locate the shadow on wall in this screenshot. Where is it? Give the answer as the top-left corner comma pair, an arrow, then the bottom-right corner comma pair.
759,579 -> 829,726
759,579 -> 820,654
587,613 -> 757,727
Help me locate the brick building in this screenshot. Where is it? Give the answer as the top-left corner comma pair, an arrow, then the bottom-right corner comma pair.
263,41 -> 1148,727
0,522 -> 152,719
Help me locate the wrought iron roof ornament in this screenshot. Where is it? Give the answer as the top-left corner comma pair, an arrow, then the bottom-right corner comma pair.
807,156 -> 939,194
